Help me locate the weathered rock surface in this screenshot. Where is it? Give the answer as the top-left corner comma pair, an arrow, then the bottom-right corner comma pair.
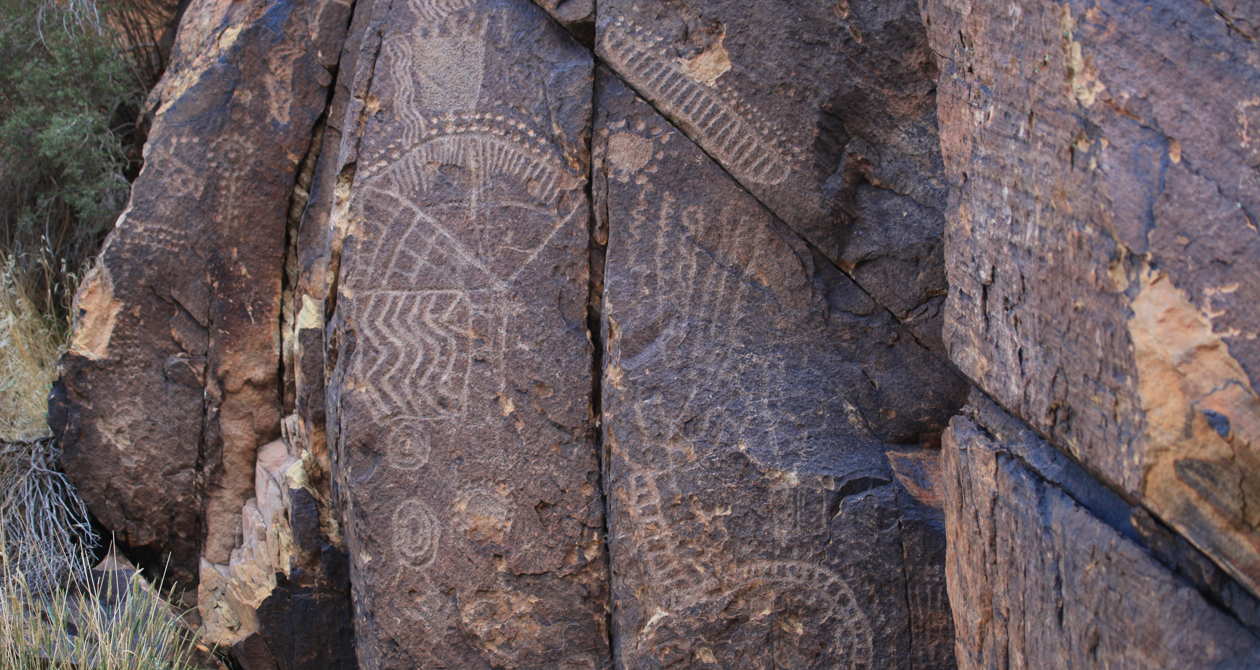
324,1 -> 607,667
54,0 -> 1260,665
54,0 -> 356,665
595,69 -> 963,669
925,0 -> 1260,597
595,0 -> 950,347
57,0 -> 349,589
944,395 -> 1260,668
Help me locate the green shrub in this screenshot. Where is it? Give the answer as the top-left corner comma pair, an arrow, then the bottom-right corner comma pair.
0,7 -> 204,669
0,0 -> 147,323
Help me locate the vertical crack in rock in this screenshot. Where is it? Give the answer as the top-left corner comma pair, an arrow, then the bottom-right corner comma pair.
57,0 -> 355,602
192,1 -> 358,664
245,1 -> 411,666
587,54 -> 618,670
898,516 -> 916,670
529,3 -> 620,663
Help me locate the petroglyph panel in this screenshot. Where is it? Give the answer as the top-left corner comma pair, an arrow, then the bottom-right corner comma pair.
596,0 -> 951,347
58,0 -> 350,594
329,1 -> 606,667
596,70 -> 963,668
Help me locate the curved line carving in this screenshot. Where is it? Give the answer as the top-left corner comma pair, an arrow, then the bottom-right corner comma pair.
600,16 -> 791,186
367,112 -> 581,208
393,498 -> 441,568
730,560 -> 875,668
410,0 -> 477,23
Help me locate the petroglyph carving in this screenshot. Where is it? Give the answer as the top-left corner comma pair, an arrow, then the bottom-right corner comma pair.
1238,98 -> 1260,166
393,498 -> 440,568
384,31 -> 486,145
409,0 -> 478,23
150,141 -> 208,201
622,185 -> 776,447
262,42 -> 304,126
386,418 -> 432,471
621,469 -> 717,604
346,114 -> 580,433
121,135 -> 254,261
352,290 -> 475,420
599,16 -> 791,186
611,180 -> 803,608
342,16 -> 599,662
365,112 -> 580,210
391,574 -> 451,625
729,561 -> 875,668
602,124 -> 895,662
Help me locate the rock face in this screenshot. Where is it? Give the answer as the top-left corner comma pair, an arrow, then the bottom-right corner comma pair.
944,396 -> 1260,668
595,0 -> 950,349
53,0 -> 1260,667
925,0 -> 1260,596
925,0 -> 1260,666
55,0 -> 356,664
322,1 -> 607,667
596,69 -> 960,668
58,0 -> 348,588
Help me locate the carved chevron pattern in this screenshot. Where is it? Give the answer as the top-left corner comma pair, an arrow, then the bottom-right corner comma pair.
354,290 -> 471,420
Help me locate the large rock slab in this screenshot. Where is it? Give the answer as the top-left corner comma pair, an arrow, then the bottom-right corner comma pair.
925,0 -> 1260,596
325,1 -> 608,667
595,68 -> 964,669
595,0 -> 950,346
943,396 -> 1260,668
57,0 -> 349,589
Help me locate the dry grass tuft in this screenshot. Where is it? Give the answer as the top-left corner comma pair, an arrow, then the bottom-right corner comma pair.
0,251 -> 206,668
0,438 -> 96,592
0,536 -> 203,670
0,253 -> 63,443
0,437 -> 207,669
